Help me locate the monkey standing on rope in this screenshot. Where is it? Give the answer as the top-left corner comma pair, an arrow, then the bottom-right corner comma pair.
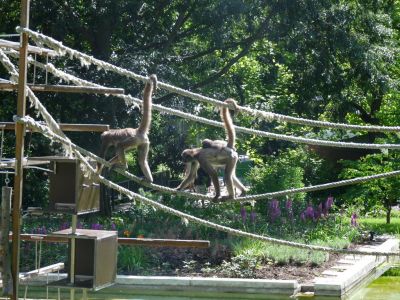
176,98 -> 248,201
97,75 -> 157,182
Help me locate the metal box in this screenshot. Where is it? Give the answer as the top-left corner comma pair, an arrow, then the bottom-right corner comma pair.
45,156 -> 100,214
49,228 -> 118,291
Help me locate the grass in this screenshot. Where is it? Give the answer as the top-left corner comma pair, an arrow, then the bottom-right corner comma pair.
359,217 -> 400,235
232,236 -> 351,266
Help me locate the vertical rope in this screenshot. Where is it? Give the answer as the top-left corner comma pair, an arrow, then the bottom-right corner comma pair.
32,53 -> 37,84
0,127 -> 4,161
45,54 -> 49,85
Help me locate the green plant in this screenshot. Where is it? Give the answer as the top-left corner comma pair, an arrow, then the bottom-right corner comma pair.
117,246 -> 148,274
218,255 -> 259,278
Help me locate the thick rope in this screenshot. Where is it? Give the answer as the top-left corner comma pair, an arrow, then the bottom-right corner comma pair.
0,49 -> 69,152
13,115 -> 400,204
5,50 -> 400,203
2,32 -> 398,258
16,27 -> 400,133
13,116 -> 400,257
11,53 -> 400,150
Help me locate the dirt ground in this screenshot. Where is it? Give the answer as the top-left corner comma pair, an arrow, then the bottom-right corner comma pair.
134,245 -> 342,283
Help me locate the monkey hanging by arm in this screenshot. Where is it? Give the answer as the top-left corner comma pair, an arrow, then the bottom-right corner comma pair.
176,98 -> 248,201
97,74 -> 157,182
201,98 -> 239,151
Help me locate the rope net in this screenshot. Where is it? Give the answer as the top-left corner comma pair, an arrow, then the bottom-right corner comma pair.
13,115 -> 400,257
6,49 -> 400,151
15,26 -> 400,133
1,33 -> 399,256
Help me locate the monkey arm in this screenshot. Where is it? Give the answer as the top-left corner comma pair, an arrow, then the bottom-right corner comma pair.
138,142 -> 153,182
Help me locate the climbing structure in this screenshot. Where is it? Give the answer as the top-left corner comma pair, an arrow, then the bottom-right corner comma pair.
1,1 -> 400,299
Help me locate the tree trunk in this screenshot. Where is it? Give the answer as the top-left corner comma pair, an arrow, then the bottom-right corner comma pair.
386,205 -> 391,224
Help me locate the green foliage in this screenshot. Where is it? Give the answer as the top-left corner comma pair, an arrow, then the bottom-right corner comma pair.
201,255 -> 259,278
117,246 -> 148,274
359,217 -> 400,235
340,153 -> 400,223
247,149 -> 305,200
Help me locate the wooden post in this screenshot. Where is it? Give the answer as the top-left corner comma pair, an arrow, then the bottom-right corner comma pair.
1,186 -> 13,296
12,1 -> 30,299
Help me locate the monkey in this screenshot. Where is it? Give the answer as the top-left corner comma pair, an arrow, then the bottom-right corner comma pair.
97,74 -> 157,182
201,99 -> 239,151
176,98 -> 248,201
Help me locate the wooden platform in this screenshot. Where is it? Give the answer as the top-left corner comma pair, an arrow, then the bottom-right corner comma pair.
0,122 -> 109,132
0,38 -> 57,56
0,82 -> 125,95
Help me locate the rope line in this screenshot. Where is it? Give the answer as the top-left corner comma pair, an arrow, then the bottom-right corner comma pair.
13,115 -> 400,204
16,27 -> 400,133
10,52 -> 400,150
4,50 -> 400,202
13,116 -> 400,257
3,43 -> 399,256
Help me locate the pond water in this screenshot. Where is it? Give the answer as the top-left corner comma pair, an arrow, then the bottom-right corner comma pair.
18,267 -> 400,300
345,267 -> 400,300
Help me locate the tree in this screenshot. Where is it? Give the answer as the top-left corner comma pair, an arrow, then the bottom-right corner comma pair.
340,153 -> 400,224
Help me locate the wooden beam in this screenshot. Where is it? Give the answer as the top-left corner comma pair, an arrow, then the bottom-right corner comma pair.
12,1 -> 30,298
0,38 -> 57,57
0,122 -> 109,132
10,234 -> 210,249
0,83 -> 125,95
118,237 -> 210,248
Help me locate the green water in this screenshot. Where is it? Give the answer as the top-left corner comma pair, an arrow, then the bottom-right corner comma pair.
346,267 -> 400,300
15,267 -> 400,300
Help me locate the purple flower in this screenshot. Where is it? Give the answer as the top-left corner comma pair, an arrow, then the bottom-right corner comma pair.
324,196 -> 334,215
111,223 -> 117,230
285,199 -> 293,210
269,199 -> 281,223
60,222 -> 70,230
314,203 -> 323,220
326,196 -> 334,209
250,209 -> 256,224
240,205 -> 247,223
305,203 -> 314,220
300,212 -> 306,221
91,223 -> 103,230
285,199 -> 294,220
351,213 -> 358,227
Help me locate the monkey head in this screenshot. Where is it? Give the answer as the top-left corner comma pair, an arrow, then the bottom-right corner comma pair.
181,148 -> 197,162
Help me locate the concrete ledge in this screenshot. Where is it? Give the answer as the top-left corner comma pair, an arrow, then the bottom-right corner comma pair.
29,273 -> 300,297
116,275 -> 300,296
314,238 -> 399,297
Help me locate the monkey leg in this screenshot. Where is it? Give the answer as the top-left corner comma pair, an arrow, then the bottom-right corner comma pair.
108,146 -> 126,169
176,161 -> 199,190
198,157 -> 220,201
233,175 -> 248,196
222,157 -> 237,200
137,142 -> 153,182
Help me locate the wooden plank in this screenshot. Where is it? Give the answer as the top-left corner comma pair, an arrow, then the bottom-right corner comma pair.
12,1 -> 30,298
1,187 -> 13,295
0,122 -> 109,132
10,234 -> 210,249
0,83 -> 125,95
0,39 -> 57,57
118,237 -> 210,248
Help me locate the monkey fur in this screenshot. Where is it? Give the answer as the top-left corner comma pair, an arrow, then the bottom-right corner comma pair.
97,74 -> 157,182
176,98 -> 247,200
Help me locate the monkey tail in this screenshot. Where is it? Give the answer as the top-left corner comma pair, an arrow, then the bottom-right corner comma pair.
221,98 -> 237,149
137,74 -> 157,134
